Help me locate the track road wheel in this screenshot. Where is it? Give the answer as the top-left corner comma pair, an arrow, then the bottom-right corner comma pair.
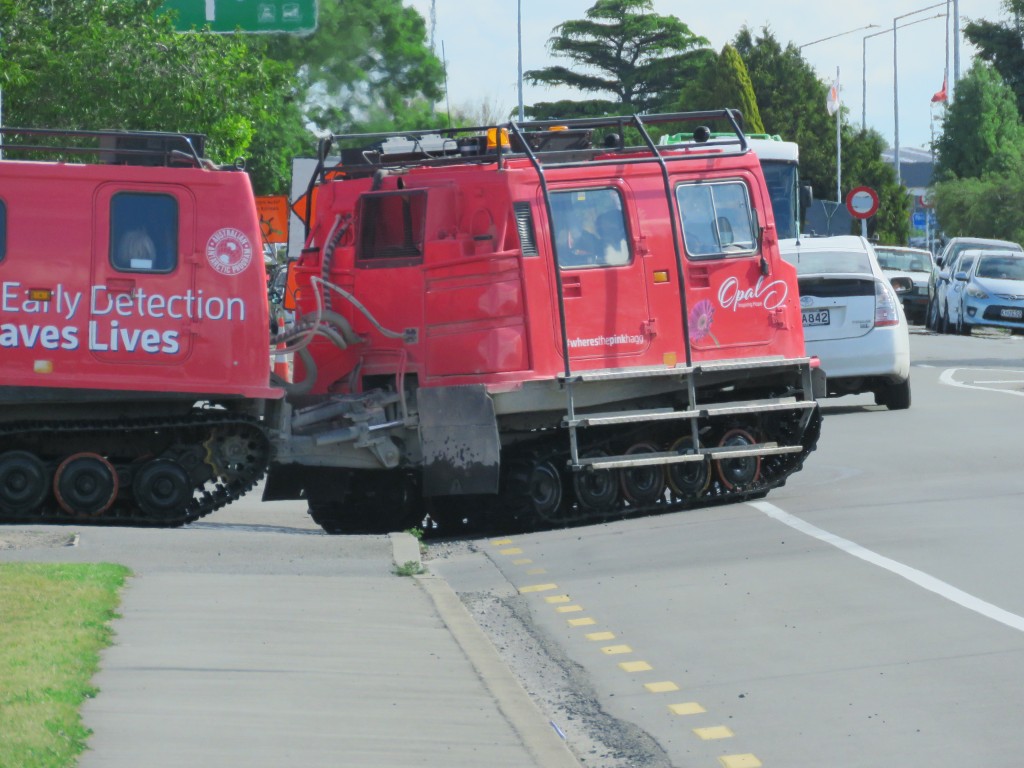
0,451 -> 50,515
620,443 -> 666,506
521,459 -> 566,523
715,429 -> 762,491
53,453 -> 118,516
667,436 -> 710,501
133,459 -> 193,520
573,451 -> 620,515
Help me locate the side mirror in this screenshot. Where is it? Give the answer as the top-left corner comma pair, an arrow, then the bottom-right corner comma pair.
954,271 -> 969,282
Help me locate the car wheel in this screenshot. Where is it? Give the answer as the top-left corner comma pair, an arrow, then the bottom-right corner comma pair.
878,378 -> 911,410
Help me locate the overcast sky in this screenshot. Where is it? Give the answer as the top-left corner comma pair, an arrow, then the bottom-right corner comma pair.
406,0 -> 1007,152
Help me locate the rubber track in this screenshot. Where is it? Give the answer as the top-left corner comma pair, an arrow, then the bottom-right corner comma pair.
0,409 -> 270,528
499,406 -> 823,532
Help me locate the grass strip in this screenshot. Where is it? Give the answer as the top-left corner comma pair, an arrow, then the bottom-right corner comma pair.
0,562 -> 130,768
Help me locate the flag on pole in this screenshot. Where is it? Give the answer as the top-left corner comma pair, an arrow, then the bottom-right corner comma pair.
826,78 -> 840,116
931,77 -> 948,103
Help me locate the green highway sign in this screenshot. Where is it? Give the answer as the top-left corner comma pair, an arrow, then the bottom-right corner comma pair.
161,0 -> 318,34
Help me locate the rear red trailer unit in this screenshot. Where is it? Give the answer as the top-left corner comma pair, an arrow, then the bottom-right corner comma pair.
0,128 -> 279,526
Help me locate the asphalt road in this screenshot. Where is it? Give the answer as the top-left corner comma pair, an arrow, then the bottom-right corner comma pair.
429,326 -> 1024,768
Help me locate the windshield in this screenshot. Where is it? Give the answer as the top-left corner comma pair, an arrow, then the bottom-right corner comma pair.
781,249 -> 872,276
875,248 -> 931,272
976,255 -> 1024,280
760,160 -> 799,240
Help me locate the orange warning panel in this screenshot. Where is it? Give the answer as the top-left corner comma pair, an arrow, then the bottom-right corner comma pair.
256,195 -> 289,243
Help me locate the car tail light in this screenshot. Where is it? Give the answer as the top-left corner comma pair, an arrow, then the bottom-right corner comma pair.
874,280 -> 900,327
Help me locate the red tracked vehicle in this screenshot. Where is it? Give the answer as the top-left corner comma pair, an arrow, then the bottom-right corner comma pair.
0,128 -> 279,526
0,114 -> 822,533
264,111 -> 823,533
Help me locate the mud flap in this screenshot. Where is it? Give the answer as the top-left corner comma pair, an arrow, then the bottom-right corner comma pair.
418,385 -> 500,496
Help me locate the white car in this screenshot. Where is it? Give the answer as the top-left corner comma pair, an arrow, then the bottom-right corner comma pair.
779,236 -> 911,410
873,245 -> 934,325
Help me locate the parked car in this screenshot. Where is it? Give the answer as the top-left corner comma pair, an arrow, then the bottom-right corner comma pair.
873,245 -> 934,324
779,236 -> 911,410
933,248 -> 982,333
927,237 -> 1022,329
942,250 -> 1024,335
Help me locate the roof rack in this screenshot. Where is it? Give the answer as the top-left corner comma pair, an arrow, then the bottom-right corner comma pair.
315,109 -> 749,181
0,127 -> 207,168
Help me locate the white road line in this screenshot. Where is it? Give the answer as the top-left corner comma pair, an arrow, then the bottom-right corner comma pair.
750,500 -> 1024,634
939,367 -> 1024,397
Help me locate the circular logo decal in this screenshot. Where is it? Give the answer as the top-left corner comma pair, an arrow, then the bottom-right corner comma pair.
206,228 -> 253,276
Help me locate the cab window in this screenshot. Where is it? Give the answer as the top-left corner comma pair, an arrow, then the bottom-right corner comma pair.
110,193 -> 178,273
549,188 -> 630,269
677,181 -> 756,258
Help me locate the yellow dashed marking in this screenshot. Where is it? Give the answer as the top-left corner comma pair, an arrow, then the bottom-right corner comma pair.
499,547 -> 523,555
519,583 -> 558,594
668,702 -> 705,715
526,567 -> 546,575
694,726 -> 734,740
719,755 -> 762,768
585,631 -> 616,641
545,595 -> 571,604
618,660 -> 652,672
600,644 -> 632,655
556,605 -> 584,613
644,681 -> 679,693
491,538 -> 513,546
512,558 -> 532,565
568,617 -> 596,627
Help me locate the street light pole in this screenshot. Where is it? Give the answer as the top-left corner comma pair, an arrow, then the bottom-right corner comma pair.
892,2 -> 947,187
862,14 -> 944,131
517,0 -> 525,122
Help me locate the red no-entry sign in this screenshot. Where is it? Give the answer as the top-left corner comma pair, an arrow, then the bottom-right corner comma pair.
846,186 -> 879,219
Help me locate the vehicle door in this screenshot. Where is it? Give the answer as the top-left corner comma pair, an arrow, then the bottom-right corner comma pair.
90,184 -> 196,365
545,185 -> 652,363
944,251 -> 978,327
675,177 -> 780,351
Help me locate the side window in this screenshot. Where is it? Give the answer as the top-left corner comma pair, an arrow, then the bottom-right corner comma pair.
357,191 -> 427,265
0,200 -> 6,262
549,188 -> 631,269
110,193 -> 178,273
677,181 -> 756,258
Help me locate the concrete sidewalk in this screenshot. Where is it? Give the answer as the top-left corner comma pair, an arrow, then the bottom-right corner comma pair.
1,511 -> 579,768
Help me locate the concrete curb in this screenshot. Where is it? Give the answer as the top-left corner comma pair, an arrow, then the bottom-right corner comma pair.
388,533 -> 581,768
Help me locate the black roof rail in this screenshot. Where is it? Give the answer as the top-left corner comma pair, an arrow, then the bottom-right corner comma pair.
320,109 -> 749,180
0,127 -> 207,168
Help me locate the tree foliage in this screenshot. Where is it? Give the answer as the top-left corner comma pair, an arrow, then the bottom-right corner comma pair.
964,1 -> 1024,117
735,27 -> 907,243
932,172 -> 1024,242
676,44 -> 765,134
934,61 -> 1024,180
0,0 -> 292,174
0,0 -> 446,194
524,0 -> 712,117
261,0 -> 444,134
